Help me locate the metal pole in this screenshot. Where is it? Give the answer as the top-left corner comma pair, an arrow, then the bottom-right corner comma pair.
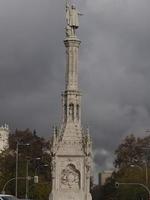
116,182 -> 150,199
15,142 -> 18,197
145,161 -> 148,185
130,164 -> 147,185
3,178 -> 16,194
25,160 -> 29,199
2,177 -> 26,195
35,166 -> 39,176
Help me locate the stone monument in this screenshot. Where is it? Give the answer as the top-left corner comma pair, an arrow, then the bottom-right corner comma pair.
49,1 -> 92,200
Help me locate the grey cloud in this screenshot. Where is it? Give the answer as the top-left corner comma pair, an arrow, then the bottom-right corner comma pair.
0,0 -> 150,180
80,0 -> 150,173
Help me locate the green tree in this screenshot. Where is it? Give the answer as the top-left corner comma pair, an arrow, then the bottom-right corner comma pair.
0,129 -> 51,200
114,134 -> 150,168
100,134 -> 150,200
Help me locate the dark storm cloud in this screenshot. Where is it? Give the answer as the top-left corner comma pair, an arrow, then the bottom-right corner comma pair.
80,0 -> 150,173
0,0 -> 65,133
0,0 -> 150,179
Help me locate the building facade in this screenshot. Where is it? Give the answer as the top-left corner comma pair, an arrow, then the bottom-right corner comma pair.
0,124 -> 9,153
49,1 -> 92,200
99,170 -> 113,186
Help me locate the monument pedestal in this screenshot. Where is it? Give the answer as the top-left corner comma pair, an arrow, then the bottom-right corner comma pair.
50,191 -> 92,200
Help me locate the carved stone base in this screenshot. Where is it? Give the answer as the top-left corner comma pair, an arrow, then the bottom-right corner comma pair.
49,191 -> 92,200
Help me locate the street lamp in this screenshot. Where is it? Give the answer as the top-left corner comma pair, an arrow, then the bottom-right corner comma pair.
145,161 -> 148,185
15,142 -> 30,197
25,157 -> 41,199
130,164 -> 142,170
2,177 -> 26,195
35,164 -> 48,176
130,160 -> 148,185
115,182 -> 150,199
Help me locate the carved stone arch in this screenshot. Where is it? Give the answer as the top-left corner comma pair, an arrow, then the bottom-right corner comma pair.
60,163 -> 80,190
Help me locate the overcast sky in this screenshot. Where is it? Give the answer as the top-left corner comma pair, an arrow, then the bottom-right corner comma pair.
0,0 -> 150,181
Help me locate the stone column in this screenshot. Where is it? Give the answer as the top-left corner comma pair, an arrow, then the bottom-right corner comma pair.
64,38 -> 81,91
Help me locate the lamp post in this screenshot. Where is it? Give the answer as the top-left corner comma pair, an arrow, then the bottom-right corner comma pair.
2,177 -> 26,195
115,182 -> 150,200
25,159 -> 29,199
144,161 -> 148,185
25,157 -> 41,199
130,162 -> 148,185
35,164 -> 48,176
15,142 -> 30,197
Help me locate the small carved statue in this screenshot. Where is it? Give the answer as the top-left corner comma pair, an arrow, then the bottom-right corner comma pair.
51,157 -> 56,178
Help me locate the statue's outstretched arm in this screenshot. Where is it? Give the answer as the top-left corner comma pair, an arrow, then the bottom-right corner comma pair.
65,0 -> 69,9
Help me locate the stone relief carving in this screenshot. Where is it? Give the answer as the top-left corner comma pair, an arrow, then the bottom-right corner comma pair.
81,129 -> 92,156
60,164 -> 80,190
51,157 -> 56,179
85,156 -> 91,179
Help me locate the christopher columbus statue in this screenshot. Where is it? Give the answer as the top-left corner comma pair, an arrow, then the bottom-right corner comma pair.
65,0 -> 82,37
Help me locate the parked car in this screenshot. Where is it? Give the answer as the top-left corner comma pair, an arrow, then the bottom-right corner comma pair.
0,195 -> 18,200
